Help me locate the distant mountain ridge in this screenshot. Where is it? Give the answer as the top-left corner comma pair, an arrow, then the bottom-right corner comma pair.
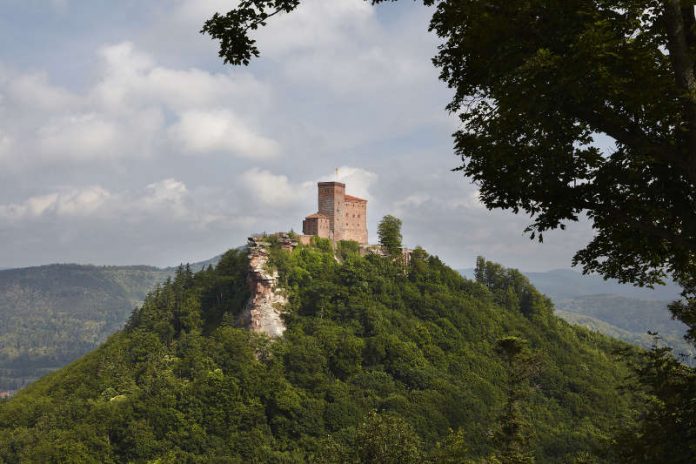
459,267 -> 682,300
460,267 -> 692,360
0,256 -> 222,391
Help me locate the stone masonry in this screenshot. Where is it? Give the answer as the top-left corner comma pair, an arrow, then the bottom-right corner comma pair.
302,182 -> 367,244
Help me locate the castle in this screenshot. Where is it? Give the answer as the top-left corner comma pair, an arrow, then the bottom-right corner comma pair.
302,182 -> 368,244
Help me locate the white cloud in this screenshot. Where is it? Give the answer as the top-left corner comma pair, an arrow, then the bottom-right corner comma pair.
171,0 -> 236,27
394,193 -> 431,213
0,130 -> 13,163
447,190 -> 486,210
325,166 -> 378,201
50,0 -> 68,9
93,42 -> 269,113
55,187 -> 111,216
241,168 -> 309,207
170,110 -> 279,159
0,186 -> 110,221
0,180 -> 196,223
141,178 -> 190,218
7,72 -> 78,110
38,113 -> 119,160
240,166 -> 378,212
256,0 -> 375,56
0,41 -> 275,168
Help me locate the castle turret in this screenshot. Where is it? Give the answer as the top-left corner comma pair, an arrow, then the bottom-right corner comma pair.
318,182 -> 346,241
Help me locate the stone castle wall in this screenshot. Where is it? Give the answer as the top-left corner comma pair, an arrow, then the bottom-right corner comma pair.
317,182 -> 345,240
302,215 -> 330,239
308,182 -> 367,244
342,197 -> 367,244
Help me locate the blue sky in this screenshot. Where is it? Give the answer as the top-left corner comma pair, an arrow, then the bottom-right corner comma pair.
0,0 -> 595,270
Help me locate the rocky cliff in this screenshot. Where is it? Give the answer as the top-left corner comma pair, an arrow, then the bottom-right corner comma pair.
239,235 -> 290,338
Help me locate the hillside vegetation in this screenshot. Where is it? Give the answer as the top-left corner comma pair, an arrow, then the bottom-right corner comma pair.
461,268 -> 692,362
0,265 -> 170,390
555,296 -> 694,361
0,240 -> 638,462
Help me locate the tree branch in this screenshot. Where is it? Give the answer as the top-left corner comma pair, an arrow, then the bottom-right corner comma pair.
598,207 -> 696,253
573,105 -> 690,172
664,1 -> 696,93
663,1 -> 696,172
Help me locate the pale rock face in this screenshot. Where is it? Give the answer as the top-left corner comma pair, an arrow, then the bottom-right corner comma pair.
240,236 -> 288,338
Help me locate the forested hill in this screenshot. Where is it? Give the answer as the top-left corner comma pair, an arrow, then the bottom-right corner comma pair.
459,267 -> 693,362
0,255 -> 225,392
0,239 -> 639,463
0,264 -> 171,391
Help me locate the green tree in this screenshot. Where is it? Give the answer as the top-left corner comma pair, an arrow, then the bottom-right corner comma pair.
354,411 -> 423,464
377,215 -> 403,256
615,342 -> 696,463
491,337 -> 540,464
429,428 -> 473,464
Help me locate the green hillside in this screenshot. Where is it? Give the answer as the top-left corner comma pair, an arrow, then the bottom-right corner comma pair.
555,296 -> 694,361
0,240 -> 638,463
461,268 -> 692,361
0,265 -> 171,391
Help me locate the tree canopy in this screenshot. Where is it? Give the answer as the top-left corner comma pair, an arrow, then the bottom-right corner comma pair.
202,0 -> 695,323
377,215 -> 403,256
0,242 -> 639,462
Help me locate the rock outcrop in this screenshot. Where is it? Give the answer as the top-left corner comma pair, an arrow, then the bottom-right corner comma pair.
239,235 -> 291,338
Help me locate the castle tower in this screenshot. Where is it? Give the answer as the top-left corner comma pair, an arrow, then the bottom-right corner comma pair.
318,182 -> 346,241
302,181 -> 367,245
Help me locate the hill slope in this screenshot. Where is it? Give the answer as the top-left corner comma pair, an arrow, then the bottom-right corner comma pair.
0,241 -> 637,463
555,295 -> 694,360
461,268 -> 690,359
0,255 -> 223,392
0,264 -> 171,391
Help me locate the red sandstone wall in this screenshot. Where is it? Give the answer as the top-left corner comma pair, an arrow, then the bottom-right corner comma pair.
343,199 -> 368,244
303,217 -> 330,239
302,217 -> 317,236
318,182 -> 345,241
308,182 -> 368,244
318,218 -> 331,238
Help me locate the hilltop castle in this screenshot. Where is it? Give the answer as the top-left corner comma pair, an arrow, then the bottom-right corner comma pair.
302,182 -> 368,244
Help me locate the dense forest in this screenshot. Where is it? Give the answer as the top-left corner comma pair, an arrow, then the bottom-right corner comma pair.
0,238 -> 641,462
0,258 -> 682,394
0,265 -> 170,391
459,268 -> 692,360
0,257 -> 224,391
555,296 -> 694,362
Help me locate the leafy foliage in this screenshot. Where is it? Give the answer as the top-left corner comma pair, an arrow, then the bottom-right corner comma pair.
377,215 -> 403,256
0,265 -> 171,390
0,243 -> 639,462
615,342 -> 696,463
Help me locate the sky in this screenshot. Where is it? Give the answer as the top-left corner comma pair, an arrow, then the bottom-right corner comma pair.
0,0 -> 596,270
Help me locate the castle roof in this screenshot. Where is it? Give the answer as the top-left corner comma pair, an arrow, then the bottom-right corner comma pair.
305,213 -> 329,220
345,195 -> 367,203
